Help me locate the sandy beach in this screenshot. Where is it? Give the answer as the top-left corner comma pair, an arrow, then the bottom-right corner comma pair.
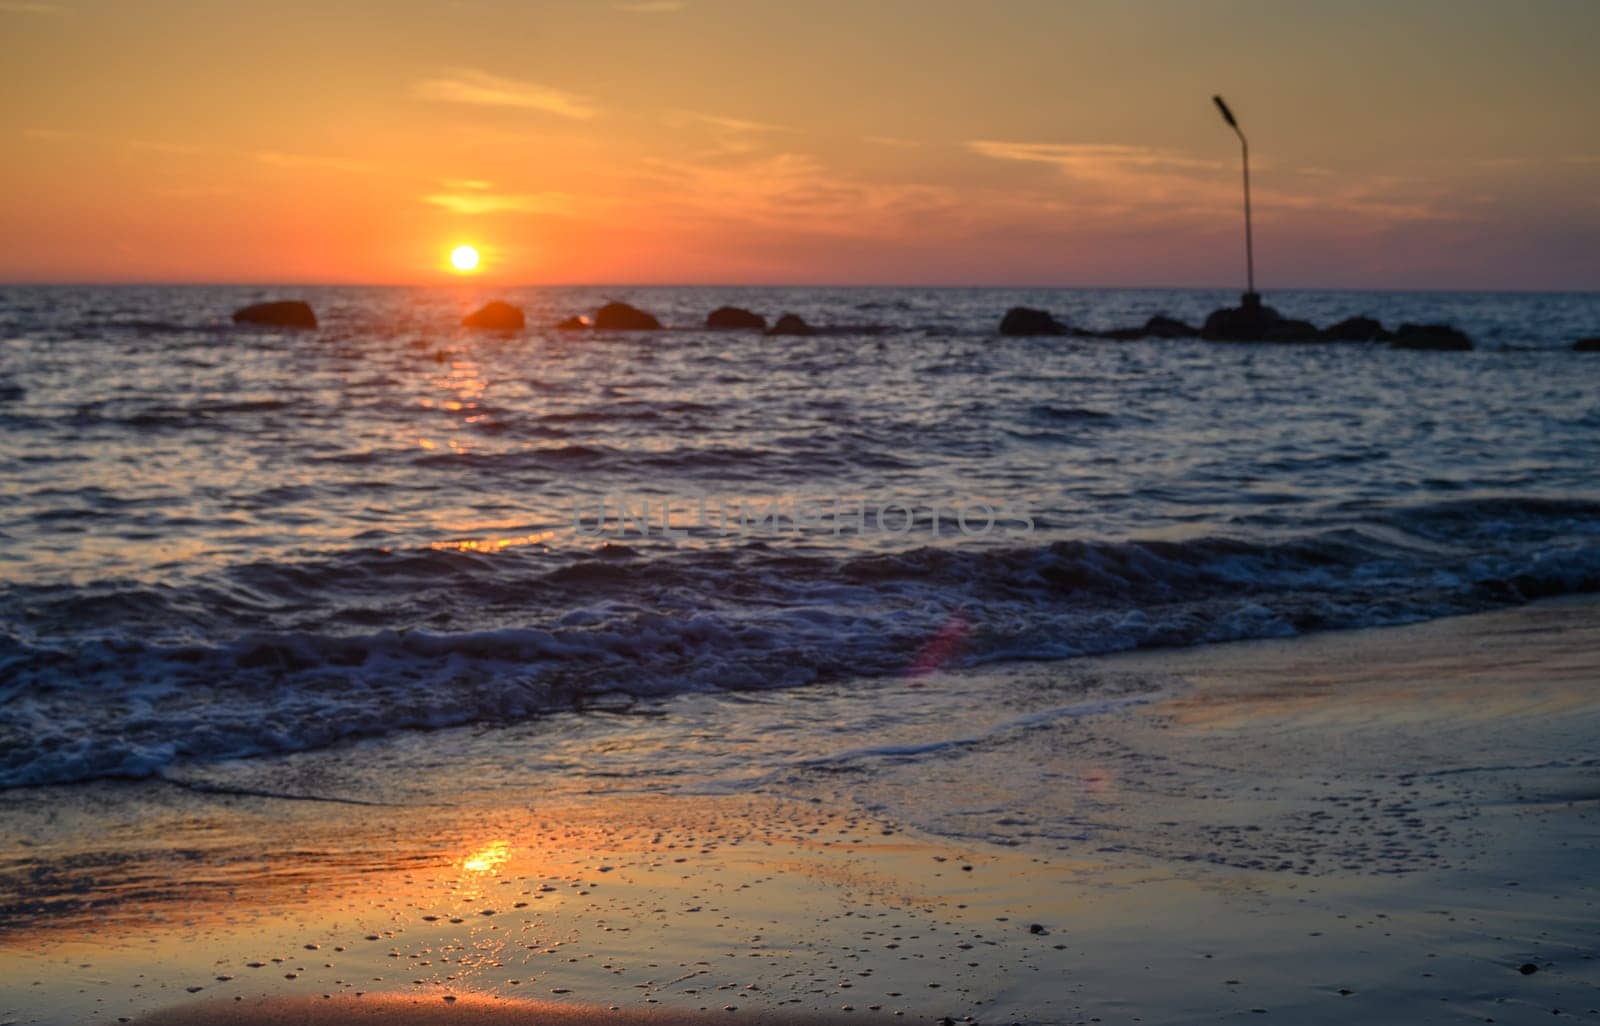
6,2 -> 1598,1021
2,597 -> 1597,1025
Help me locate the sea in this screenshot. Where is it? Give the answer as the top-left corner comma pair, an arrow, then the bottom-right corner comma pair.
1,284 -> 1597,792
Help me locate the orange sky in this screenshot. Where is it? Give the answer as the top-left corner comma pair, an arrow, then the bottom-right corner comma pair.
2,0 -> 1596,288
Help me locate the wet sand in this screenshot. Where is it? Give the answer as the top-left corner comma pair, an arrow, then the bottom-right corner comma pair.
2,598 -> 1598,1025
136,994 -> 849,1025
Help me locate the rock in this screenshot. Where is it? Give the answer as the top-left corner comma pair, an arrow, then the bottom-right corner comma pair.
461,301 -> 525,331
1202,294 -> 1319,342
1391,323 -> 1472,351
1572,338 -> 1600,352
1101,315 -> 1199,340
1320,316 -> 1392,342
706,306 -> 767,330
1141,315 -> 1200,339
556,315 -> 590,331
1200,295 -> 1279,341
766,313 -> 815,337
999,307 -> 1068,336
232,300 -> 316,329
593,301 -> 662,331
1519,963 -> 1539,975
1264,317 -> 1320,342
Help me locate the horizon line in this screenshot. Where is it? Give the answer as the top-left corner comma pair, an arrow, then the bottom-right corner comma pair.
2,280 -> 1597,296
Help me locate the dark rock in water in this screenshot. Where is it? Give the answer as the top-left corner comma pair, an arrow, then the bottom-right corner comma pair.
1573,338 -> 1600,352
1202,294 -> 1318,342
1320,316 -> 1392,342
1201,295 -> 1279,341
1101,314 -> 1201,340
556,315 -> 590,331
1141,315 -> 1199,339
706,306 -> 767,330
1519,963 -> 1539,975
1266,317 -> 1320,342
999,307 -> 1068,336
1391,323 -> 1472,351
593,301 -> 662,331
232,300 -> 316,329
461,301 -> 525,331
766,313 -> 815,337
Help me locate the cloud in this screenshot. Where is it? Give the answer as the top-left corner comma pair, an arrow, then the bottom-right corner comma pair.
129,139 -> 206,156
633,152 -> 958,237
22,127 -> 88,142
968,141 -> 1219,173
615,1 -> 684,11
967,139 -> 1458,228
413,70 -> 597,120
254,150 -> 377,174
664,110 -> 795,157
422,190 -> 573,215
864,136 -> 921,149
667,111 -> 788,135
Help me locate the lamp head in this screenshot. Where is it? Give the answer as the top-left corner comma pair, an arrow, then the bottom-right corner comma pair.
1213,95 -> 1238,129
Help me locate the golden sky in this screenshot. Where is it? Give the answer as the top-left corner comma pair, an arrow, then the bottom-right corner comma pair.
2,0 -> 1596,287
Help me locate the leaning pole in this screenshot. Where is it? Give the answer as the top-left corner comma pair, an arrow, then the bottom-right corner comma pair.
1212,95 -> 1257,310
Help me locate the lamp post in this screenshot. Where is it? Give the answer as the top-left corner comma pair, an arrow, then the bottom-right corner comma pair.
1212,95 -> 1257,310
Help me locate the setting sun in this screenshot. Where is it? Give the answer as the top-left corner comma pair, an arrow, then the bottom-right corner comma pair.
449,245 -> 481,273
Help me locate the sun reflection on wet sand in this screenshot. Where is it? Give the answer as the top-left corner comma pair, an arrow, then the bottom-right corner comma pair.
462,840 -> 512,875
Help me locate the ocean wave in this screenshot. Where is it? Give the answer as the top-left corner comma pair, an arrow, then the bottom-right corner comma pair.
2,496 -> 1599,789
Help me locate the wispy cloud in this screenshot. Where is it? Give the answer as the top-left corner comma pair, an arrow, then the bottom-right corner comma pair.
0,2 -> 67,14
665,110 -> 794,157
22,127 -> 87,142
968,141 -> 1219,173
634,152 -> 958,237
667,110 -> 788,135
422,189 -> 573,215
129,139 -> 206,156
615,1 -> 685,11
968,139 -> 1453,226
413,69 -> 597,120
254,150 -> 377,174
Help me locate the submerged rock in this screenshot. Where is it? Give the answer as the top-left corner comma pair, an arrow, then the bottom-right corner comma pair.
593,302 -> 662,331
706,306 -> 767,330
999,307 -> 1068,336
461,301 -> 525,331
1573,337 -> 1600,352
766,313 -> 815,336
232,300 -> 316,329
1320,315 -> 1392,342
1391,323 -> 1472,351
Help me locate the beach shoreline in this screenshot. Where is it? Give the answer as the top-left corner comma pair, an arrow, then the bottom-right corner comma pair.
2,598 -> 1598,1025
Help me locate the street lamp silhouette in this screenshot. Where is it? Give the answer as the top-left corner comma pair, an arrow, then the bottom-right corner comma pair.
1213,95 -> 1258,311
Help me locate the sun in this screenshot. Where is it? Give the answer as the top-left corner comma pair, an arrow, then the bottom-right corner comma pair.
449,245 -> 481,273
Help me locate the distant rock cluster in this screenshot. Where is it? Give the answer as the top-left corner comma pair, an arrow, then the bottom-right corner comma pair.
225,298 -> 1592,353
998,298 -> 1481,350
232,300 -> 317,329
